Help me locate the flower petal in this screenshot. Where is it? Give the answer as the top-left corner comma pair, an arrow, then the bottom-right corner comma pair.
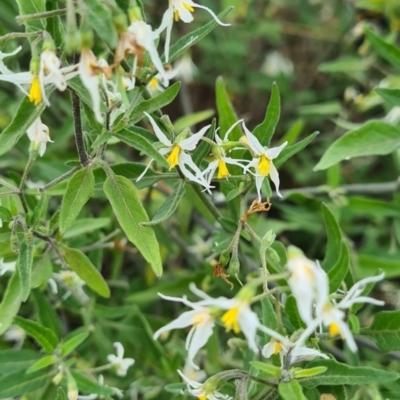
242,121 -> 264,155
268,162 -> 282,197
143,111 -> 172,146
180,125 -> 211,151
264,141 -> 288,160
187,319 -> 215,369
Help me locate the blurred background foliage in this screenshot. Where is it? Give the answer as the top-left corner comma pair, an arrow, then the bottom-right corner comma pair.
1,0 -> 400,399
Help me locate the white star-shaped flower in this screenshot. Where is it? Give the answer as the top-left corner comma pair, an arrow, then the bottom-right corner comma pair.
107,342 -> 135,377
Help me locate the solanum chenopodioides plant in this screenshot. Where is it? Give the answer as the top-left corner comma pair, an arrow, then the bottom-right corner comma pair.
0,0 -> 397,399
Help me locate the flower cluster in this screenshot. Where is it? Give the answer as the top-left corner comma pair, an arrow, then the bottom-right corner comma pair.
153,248 -> 384,399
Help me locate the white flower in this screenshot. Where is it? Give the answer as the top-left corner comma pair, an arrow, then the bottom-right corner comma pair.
137,112 -> 213,193
49,270 -> 89,303
39,50 -> 67,106
79,49 -> 109,123
147,67 -> 179,93
26,117 -> 53,156
0,258 -> 16,276
107,342 -> 135,377
242,121 -> 287,199
286,246 -> 328,326
3,325 -> 26,349
174,53 -> 198,84
183,358 -> 207,383
128,21 -> 169,86
177,370 -> 232,400
77,375 -> 123,399
261,51 -> 294,77
153,288 -> 216,370
157,0 -> 230,62
201,120 -> 249,183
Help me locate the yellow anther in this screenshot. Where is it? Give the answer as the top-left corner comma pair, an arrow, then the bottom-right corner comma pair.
273,342 -> 283,355
198,396 -> 207,400
149,77 -> 158,89
183,2 -> 195,12
167,144 -> 181,169
221,307 -> 240,334
217,159 -> 229,179
174,9 -> 180,21
329,322 -> 341,337
29,75 -> 42,105
258,154 -> 270,176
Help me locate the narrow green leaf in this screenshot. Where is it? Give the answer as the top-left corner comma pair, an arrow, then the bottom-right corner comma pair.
59,168 -> 95,234
0,369 -> 54,398
361,310 -> 400,353
279,380 -> 307,400
14,316 -> 58,353
250,361 -> 281,378
61,332 -> 90,357
328,241 -> 350,293
0,273 -> 22,335
0,349 -> 40,374
32,289 -> 62,338
365,28 -> 400,69
347,196 -> 400,218
321,203 -> 341,272
173,109 -> 215,133
114,128 -> 169,168
253,82 -> 280,146
274,131 -> 319,169
0,206 -> 12,221
165,7 -> 233,63
123,82 -> 181,127
71,370 -> 116,396
0,97 -> 47,156
375,88 -> 400,107
45,0 -> 64,48
15,0 -> 46,32
192,119 -> 216,165
103,173 -> 163,276
82,0 -> 118,47
285,294 -> 305,329
55,387 -> 67,400
357,254 -> 400,278
17,240 -> 33,302
27,355 -> 56,374
261,298 -> 278,341
314,121 -> 400,171
63,217 -> 111,239
301,359 -> 399,387
294,367 -> 327,378
141,181 -> 186,227
58,244 -> 110,298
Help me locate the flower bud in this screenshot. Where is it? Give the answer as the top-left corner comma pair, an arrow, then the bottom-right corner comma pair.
113,11 -> 128,33
266,247 -> 280,263
218,249 -> 230,267
226,256 -> 240,276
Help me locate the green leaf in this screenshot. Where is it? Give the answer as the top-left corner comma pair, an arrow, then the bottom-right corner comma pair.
274,131 -> 319,169
347,197 -> 400,218
103,173 -> 163,276
165,7 -> 233,63
58,244 -> 110,298
0,273 -> 22,335
0,206 -> 12,221
253,82 -> 280,146
32,289 -> 62,338
82,0 -> 118,48
0,369 -> 54,398
294,367 -> 327,378
15,0 -> 46,32
0,96 -> 47,156
70,370 -> 116,396
0,349 -> 40,374
249,361 -> 281,378
328,241 -> 350,293
27,355 -> 56,374
364,28 -> 400,69
59,168 -> 95,234
321,203 -> 341,272
261,298 -> 278,340
192,119 -> 216,165
279,380 -> 307,400
141,181 -> 186,227
173,109 -> 214,133
361,310 -> 400,353
314,121 -> 400,171
17,239 -> 33,302
216,76 -> 241,141
63,217 -> 111,239
357,254 -> 400,278
114,128 -> 169,168
55,387 -> 67,400
375,88 -> 400,107
14,316 -> 58,353
285,294 -> 305,329
61,332 -> 90,357
119,82 -> 181,129
300,359 -> 399,387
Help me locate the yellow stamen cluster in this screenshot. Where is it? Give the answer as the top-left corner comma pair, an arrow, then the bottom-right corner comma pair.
221,307 -> 240,334
29,75 -> 42,105
198,396 -> 207,400
329,322 -> 341,337
167,144 -> 181,169
258,154 -> 270,176
273,342 -> 283,355
174,2 -> 195,21
149,77 -> 158,89
217,159 -> 229,179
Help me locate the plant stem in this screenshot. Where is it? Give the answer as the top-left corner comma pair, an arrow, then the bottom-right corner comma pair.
18,150 -> 38,213
191,183 -> 222,221
0,31 -> 43,43
39,166 -> 80,193
16,8 -> 67,24
70,88 -> 90,167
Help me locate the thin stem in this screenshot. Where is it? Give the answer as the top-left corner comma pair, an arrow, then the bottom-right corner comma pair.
70,88 -> 90,166
39,166 -> 80,193
33,231 -> 68,269
247,374 -> 277,388
18,150 -> 38,213
191,183 -> 222,221
16,8 -> 67,24
0,191 -> 19,197
0,31 -> 43,43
